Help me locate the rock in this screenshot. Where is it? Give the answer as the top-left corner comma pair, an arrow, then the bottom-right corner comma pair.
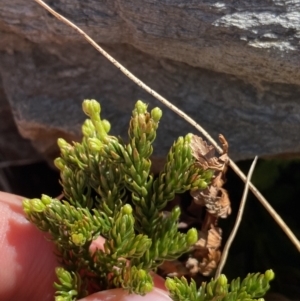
0,0 -> 300,162
0,77 -> 40,162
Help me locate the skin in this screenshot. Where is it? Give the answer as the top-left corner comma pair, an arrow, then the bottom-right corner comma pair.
0,191 -> 172,301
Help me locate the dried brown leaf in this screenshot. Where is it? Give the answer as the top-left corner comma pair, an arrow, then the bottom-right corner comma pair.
194,225 -> 222,250
190,135 -> 215,161
206,225 -> 222,250
216,188 -> 231,218
159,260 -> 189,277
191,186 -> 218,206
186,257 -> 200,276
190,135 -> 229,172
191,187 -> 231,218
219,134 -> 229,154
198,249 -> 221,276
194,230 -> 208,249
205,188 -> 231,218
212,172 -> 225,188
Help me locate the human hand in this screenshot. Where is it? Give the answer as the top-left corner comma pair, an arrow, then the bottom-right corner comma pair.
0,192 -> 171,301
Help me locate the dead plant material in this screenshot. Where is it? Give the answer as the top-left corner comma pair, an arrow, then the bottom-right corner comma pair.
197,249 -> 221,276
190,135 -> 229,172
190,134 -> 231,219
215,156 -> 258,278
175,135 -> 230,278
186,249 -> 221,277
159,260 -> 189,278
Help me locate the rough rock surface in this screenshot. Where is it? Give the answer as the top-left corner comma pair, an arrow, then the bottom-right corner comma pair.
1,0 -> 300,162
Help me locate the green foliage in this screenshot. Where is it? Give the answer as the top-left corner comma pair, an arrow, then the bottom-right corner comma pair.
54,268 -> 81,301
23,99 -> 210,299
165,270 -> 275,301
22,99 -> 274,300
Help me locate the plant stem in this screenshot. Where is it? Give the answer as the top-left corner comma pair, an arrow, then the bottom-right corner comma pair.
215,156 -> 258,278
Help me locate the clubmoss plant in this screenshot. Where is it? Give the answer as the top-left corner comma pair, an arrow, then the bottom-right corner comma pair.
166,270 -> 275,301
23,99 -> 274,301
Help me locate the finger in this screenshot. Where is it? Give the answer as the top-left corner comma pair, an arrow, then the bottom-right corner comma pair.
152,272 -> 167,291
0,191 -> 57,301
78,287 -> 172,301
0,192 -> 169,300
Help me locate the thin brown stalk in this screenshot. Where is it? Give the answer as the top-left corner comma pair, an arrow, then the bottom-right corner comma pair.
229,160 -> 300,252
215,156 -> 258,278
34,0 -> 300,252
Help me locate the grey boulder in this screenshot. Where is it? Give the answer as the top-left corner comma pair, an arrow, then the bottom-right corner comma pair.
1,0 -> 300,163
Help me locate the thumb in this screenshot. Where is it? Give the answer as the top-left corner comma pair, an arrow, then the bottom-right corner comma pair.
78,287 -> 171,301
0,191 -> 57,301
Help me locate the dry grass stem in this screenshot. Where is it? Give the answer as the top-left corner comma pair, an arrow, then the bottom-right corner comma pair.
34,0 -> 300,252
229,160 -> 300,252
215,156 -> 258,278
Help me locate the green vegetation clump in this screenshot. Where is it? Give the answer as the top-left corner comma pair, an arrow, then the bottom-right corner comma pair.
23,100 -> 274,300
166,270 -> 274,301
